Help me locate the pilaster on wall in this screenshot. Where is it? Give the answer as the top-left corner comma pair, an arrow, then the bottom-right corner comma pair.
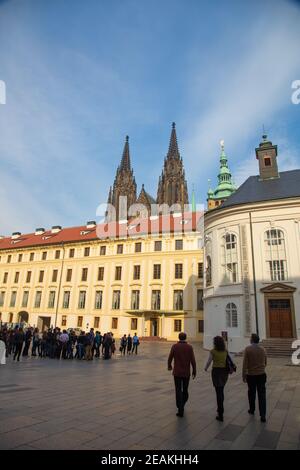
241,224 -> 252,336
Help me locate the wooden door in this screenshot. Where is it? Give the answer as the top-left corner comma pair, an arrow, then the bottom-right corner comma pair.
268,299 -> 293,338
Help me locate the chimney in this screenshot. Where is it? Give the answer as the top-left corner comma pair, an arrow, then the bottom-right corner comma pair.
35,228 -> 45,235
86,221 -> 96,229
11,232 -> 21,239
51,225 -> 62,234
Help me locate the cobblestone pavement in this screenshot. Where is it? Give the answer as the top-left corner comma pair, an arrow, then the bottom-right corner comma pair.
0,343 -> 299,450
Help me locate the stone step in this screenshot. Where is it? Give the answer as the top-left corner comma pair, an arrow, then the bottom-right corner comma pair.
234,339 -> 296,358
139,336 -> 168,342
260,338 -> 295,358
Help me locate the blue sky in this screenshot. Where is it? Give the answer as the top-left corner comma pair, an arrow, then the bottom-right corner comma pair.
0,0 -> 300,234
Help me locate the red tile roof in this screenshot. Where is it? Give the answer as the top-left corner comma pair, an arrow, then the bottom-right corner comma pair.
0,212 -> 203,251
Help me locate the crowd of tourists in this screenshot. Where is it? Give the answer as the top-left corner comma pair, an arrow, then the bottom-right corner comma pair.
0,324 -> 268,424
0,325 -> 140,363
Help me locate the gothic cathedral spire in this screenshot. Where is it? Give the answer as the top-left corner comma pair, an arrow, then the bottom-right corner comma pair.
107,136 -> 137,221
156,123 -> 189,211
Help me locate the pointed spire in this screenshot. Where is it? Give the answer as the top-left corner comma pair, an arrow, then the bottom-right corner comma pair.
210,140 -> 236,201
120,135 -> 131,171
107,186 -> 112,204
207,178 -> 214,199
219,139 -> 227,165
191,184 -> 196,213
167,122 -> 180,159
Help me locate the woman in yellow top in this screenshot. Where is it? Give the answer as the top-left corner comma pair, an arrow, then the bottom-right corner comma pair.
205,336 -> 233,422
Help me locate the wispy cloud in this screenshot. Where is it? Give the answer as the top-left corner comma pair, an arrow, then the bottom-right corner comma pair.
182,0 -> 300,194
0,0 -> 299,233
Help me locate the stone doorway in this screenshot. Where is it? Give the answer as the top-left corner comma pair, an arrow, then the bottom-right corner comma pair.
150,318 -> 159,337
261,283 -> 296,339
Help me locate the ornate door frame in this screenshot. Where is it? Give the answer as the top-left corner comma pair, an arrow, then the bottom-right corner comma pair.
261,283 -> 297,338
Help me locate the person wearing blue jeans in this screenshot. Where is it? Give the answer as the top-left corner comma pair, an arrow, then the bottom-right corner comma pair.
132,333 -> 139,355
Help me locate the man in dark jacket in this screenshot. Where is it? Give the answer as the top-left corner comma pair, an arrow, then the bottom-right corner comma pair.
103,333 -> 113,360
13,328 -> 25,361
22,328 -> 32,356
168,332 -> 197,417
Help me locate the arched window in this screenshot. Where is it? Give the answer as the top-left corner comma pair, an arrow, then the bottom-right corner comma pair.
221,233 -> 238,284
205,237 -> 212,287
264,229 -> 287,281
206,255 -> 212,286
226,303 -> 238,328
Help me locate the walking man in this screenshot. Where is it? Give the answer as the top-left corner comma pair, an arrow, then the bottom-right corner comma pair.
103,332 -> 113,360
127,334 -> 132,355
120,334 -> 127,356
85,329 -> 94,360
132,333 -> 139,355
94,331 -> 102,358
168,332 -> 196,417
243,333 -> 267,423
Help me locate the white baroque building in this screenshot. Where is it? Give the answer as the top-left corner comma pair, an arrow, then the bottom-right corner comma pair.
204,135 -> 300,352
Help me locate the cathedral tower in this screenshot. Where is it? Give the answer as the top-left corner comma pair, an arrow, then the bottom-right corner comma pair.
107,136 -> 137,221
156,123 -> 189,211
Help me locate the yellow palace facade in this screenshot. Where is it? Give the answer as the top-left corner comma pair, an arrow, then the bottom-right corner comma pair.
0,213 -> 204,341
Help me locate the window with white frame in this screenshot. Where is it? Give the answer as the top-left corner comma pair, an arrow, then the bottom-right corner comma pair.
0,291 -> 5,307
78,291 -> 86,309
112,290 -> 121,310
10,292 -> 17,308
206,255 -> 212,287
151,290 -> 161,310
62,291 -> 70,309
221,233 -> 238,284
22,291 -> 29,308
264,229 -> 287,281
48,291 -> 56,309
173,290 -> 183,310
34,291 -> 42,308
205,238 -> 212,287
131,290 -> 140,310
226,302 -> 238,328
95,290 -> 103,310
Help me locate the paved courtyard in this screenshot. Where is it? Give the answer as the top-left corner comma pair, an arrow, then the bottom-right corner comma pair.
0,342 -> 300,450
